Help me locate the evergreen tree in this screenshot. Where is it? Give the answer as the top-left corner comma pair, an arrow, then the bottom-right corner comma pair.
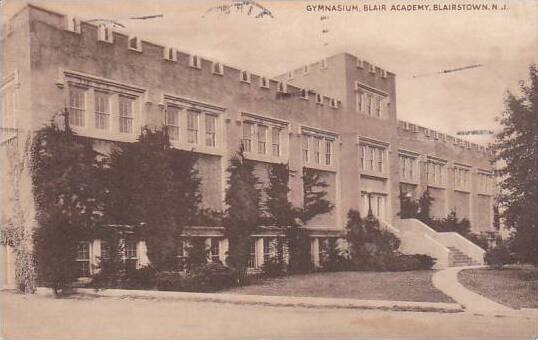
265,163 -> 297,227
345,209 -> 365,259
223,146 -> 261,282
301,168 -> 334,223
105,127 -> 200,271
494,65 -> 538,265
32,116 -> 103,294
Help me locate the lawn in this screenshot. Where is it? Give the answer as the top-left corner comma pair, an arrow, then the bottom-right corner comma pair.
458,265 -> 538,309
225,271 -> 454,303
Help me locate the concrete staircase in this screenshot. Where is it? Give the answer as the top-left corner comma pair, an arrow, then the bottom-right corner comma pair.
447,246 -> 481,267
390,218 -> 486,269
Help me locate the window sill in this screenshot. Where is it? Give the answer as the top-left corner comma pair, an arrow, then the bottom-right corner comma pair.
400,178 -> 418,185
170,142 -> 224,157
304,162 -> 337,173
360,170 -> 388,179
454,188 -> 471,194
71,126 -> 138,143
244,151 -> 288,164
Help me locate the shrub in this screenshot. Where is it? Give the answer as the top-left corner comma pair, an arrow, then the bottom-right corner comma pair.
485,242 -> 515,269
261,257 -> 287,277
156,263 -> 238,292
91,264 -> 157,290
384,254 -> 436,271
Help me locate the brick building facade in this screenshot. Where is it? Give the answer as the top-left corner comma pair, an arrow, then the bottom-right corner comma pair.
0,5 -> 496,285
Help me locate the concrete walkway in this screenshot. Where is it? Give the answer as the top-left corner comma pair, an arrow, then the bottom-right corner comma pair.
432,266 -> 513,314
35,287 -> 462,313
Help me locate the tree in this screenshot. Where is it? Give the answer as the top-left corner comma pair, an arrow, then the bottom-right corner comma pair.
494,65 -> 538,265
32,115 -> 104,294
265,163 -> 297,227
223,146 -> 261,282
301,168 -> 334,223
105,127 -> 201,271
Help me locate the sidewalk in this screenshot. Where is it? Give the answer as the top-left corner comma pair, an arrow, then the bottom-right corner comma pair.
35,286 -> 463,313
432,266 -> 513,315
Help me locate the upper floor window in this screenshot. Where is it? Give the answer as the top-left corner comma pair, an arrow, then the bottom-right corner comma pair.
315,93 -> 323,105
325,140 -> 333,166
259,76 -> 269,88
271,127 -> 281,157
303,133 -> 334,166
300,88 -> 308,99
68,86 -> 86,127
186,110 -> 199,144
118,95 -> 134,134
399,154 -> 417,182
257,125 -> 268,154
242,121 -> 254,152
454,167 -> 470,191
355,87 -> 388,118
426,161 -> 446,186
277,82 -> 287,93
205,114 -> 217,147
320,58 -> 328,69
360,143 -> 386,173
94,91 -> 110,130
66,15 -> 81,34
477,173 -> 493,194
165,106 -> 180,142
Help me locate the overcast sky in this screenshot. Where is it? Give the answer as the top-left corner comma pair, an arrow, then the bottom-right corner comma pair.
2,0 -> 537,143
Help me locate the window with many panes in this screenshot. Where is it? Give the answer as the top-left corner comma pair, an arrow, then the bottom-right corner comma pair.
302,135 -> 310,163
119,95 -> 133,133
426,161 -> 445,186
205,114 -> 216,147
248,239 -> 256,268
76,242 -> 91,277
313,137 -> 321,164
242,122 -> 254,152
325,140 -> 332,166
124,240 -> 137,270
257,125 -> 268,154
356,89 -> 387,118
399,154 -> 416,181
177,239 -> 187,270
94,91 -> 110,130
210,238 -> 220,263
187,110 -> 199,144
68,86 -> 86,127
454,167 -> 470,190
263,238 -> 274,263
166,106 -> 180,142
360,144 -> 386,174
271,127 -> 281,157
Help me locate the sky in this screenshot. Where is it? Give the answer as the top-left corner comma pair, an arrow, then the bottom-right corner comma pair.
2,0 -> 537,144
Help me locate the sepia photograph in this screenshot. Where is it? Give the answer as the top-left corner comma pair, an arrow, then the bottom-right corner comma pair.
0,0 -> 537,338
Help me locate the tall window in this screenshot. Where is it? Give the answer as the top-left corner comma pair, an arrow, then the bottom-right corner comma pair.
205,114 -> 216,147
257,125 -> 268,154
100,241 -> 110,260
355,91 -> 363,113
427,161 -> 445,186
68,87 -> 85,127
365,94 -> 372,115
248,239 -> 256,268
187,110 -> 199,144
325,140 -> 333,166
94,91 -> 110,130
210,238 -> 220,263
400,155 -> 416,181
242,122 -> 253,152
118,95 -> 133,133
360,144 -> 386,174
166,106 -> 180,142
313,137 -> 321,164
177,239 -> 187,270
356,89 -> 386,118
263,238 -> 274,263
125,240 -> 137,270
76,242 -> 91,277
302,135 -> 310,163
271,127 -> 281,157
374,97 -> 382,117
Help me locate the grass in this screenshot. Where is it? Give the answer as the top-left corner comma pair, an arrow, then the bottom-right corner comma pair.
224,271 -> 454,303
458,265 -> 538,309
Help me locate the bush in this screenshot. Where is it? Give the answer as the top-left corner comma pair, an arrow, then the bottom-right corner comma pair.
91,264 -> 157,290
261,257 -> 287,277
156,263 -> 238,292
485,242 -> 515,269
384,254 -> 436,271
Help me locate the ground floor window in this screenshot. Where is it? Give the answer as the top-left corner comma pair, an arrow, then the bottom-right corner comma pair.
361,192 -> 386,219
210,238 -> 220,263
248,239 -> 256,268
125,240 -> 138,270
76,242 -> 91,277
